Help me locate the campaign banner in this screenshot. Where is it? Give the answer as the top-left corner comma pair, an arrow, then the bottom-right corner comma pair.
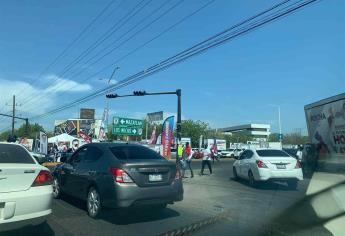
78,131 -> 92,143
161,116 -> 174,159
148,126 -> 157,144
306,98 -> 345,157
39,132 -> 48,154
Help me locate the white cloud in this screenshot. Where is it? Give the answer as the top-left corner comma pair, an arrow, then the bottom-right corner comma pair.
44,74 -> 92,92
0,79 -> 54,113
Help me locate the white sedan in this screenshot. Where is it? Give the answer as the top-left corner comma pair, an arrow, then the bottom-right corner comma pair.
232,148 -> 303,188
0,143 -> 53,232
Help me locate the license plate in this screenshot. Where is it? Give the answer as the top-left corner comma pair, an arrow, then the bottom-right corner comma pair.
276,164 -> 286,169
149,174 -> 162,182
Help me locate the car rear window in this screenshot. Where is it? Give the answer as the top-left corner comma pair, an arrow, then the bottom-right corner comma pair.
0,144 -> 35,164
256,150 -> 290,157
110,145 -> 164,160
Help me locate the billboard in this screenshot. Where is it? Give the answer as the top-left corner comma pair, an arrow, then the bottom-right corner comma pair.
40,132 -> 48,155
305,98 -> 345,157
80,108 -> 95,119
147,111 -> 163,122
54,119 -> 97,137
204,139 -> 227,151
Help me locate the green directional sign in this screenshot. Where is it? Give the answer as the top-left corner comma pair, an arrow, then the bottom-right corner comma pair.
113,126 -> 143,136
113,117 -> 143,127
112,116 -> 143,136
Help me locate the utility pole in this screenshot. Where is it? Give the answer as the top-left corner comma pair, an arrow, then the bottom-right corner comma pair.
12,95 -> 15,136
176,89 -> 182,158
278,105 -> 282,144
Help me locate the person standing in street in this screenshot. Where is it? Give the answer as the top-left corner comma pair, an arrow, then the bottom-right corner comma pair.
211,143 -> 219,163
200,144 -> 212,175
182,142 -> 194,178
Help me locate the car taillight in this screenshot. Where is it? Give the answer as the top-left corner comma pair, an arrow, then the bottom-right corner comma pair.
32,170 -> 53,187
175,169 -> 181,180
256,160 -> 268,168
295,160 -> 301,169
110,168 -> 134,183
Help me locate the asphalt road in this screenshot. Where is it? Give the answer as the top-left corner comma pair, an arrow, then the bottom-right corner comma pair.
3,159 -> 313,236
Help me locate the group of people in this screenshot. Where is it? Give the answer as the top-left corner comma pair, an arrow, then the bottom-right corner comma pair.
179,142 -> 218,178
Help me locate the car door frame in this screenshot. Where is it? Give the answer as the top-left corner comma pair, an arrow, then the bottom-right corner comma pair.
72,146 -> 103,200
241,150 -> 254,179
237,151 -> 247,177
60,147 -> 87,197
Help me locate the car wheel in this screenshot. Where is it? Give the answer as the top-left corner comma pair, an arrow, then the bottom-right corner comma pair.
52,176 -> 61,199
233,167 -> 239,180
248,171 -> 257,187
87,187 -> 102,218
231,154 -> 234,158
287,180 -> 298,190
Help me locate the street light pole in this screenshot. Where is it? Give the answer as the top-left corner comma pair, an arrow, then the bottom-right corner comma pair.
278,105 -> 282,140
102,66 -> 120,138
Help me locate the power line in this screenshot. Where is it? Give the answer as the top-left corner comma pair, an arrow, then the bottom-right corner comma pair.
67,0 -> 175,79
14,0 -> 118,100
81,0 -> 291,82
31,0 -> 320,120
21,0 -> 151,107
26,0 -> 212,117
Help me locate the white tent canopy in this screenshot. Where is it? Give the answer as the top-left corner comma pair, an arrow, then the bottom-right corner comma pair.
48,133 -> 79,144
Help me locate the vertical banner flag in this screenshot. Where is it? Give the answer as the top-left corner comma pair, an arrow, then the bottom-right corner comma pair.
161,116 -> 174,159
149,126 -> 157,144
39,132 -> 48,155
98,108 -> 108,141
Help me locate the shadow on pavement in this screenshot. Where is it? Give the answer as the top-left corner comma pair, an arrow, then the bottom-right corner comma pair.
100,206 -> 180,225
57,194 -> 180,225
1,222 -> 55,236
230,177 -> 299,191
259,180 -> 345,236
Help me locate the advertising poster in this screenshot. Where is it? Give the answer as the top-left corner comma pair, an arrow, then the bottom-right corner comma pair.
39,131 -> 48,154
78,131 -> 92,143
148,126 -> 157,144
306,98 -> 345,157
161,116 -> 174,159
19,138 -> 33,151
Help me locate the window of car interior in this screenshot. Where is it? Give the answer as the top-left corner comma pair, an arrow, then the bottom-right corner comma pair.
84,146 -> 103,162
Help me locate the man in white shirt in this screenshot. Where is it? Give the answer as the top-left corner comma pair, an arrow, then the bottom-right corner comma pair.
200,145 -> 213,175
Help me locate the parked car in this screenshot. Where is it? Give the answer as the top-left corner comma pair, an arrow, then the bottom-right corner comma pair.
219,149 -> 235,158
192,148 -> 204,159
52,143 -> 183,218
232,148 -> 303,189
0,143 -> 53,232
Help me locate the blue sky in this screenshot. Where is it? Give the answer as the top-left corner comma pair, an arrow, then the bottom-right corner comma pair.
0,0 -> 344,134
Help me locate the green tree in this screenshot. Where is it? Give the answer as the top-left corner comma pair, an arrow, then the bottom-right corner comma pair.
268,133 -> 280,142
0,123 -> 45,141
181,120 -> 210,147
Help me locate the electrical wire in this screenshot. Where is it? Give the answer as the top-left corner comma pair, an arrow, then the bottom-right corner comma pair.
14,0 -> 119,100
30,0 -> 320,120
21,0 -> 151,106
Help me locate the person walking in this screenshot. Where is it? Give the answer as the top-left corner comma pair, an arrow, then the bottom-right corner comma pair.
182,142 -> 194,178
211,143 -> 219,163
200,144 -> 212,175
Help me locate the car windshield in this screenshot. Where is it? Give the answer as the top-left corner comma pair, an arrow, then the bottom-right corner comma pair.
110,145 -> 164,160
256,150 -> 291,157
0,144 -> 35,164
0,1 -> 343,235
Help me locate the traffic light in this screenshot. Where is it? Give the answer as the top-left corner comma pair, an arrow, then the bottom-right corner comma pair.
106,93 -> 118,98
133,90 -> 146,96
